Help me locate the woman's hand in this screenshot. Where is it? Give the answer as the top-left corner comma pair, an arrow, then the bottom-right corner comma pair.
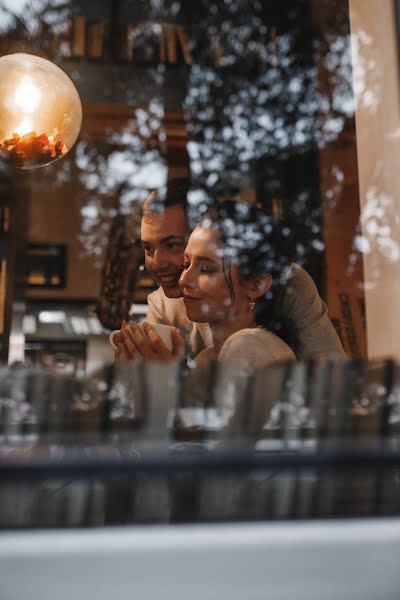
113,322 -> 134,361
118,320 -> 185,362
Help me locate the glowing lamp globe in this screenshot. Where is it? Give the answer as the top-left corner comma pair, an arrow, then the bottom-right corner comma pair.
0,53 -> 82,169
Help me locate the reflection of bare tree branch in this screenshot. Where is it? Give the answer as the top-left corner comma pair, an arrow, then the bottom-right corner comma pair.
352,185 -> 400,287
1,0 -> 388,290
0,1 -> 69,36
73,100 -> 167,261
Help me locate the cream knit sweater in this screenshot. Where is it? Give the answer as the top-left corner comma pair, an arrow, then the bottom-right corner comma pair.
195,328 -> 295,368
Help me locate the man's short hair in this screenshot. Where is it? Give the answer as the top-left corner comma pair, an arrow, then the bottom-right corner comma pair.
142,177 -> 189,218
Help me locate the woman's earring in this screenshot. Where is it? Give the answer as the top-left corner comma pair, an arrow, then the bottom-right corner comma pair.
249,297 -> 255,310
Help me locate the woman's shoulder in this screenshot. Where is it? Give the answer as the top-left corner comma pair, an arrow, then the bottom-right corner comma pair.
221,327 -> 295,353
218,328 -> 295,367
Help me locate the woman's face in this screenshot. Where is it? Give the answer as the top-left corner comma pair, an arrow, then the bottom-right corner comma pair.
179,226 -> 249,323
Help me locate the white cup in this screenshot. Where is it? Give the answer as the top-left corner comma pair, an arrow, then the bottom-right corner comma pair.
109,322 -> 174,352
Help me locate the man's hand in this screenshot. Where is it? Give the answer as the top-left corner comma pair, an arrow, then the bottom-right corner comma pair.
114,340 -> 132,361
117,320 -> 185,362
113,321 -> 133,362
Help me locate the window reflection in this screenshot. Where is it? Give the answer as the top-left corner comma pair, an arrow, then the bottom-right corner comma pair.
0,0 -> 398,364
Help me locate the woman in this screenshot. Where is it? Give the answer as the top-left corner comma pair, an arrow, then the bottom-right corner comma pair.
179,200 -> 295,368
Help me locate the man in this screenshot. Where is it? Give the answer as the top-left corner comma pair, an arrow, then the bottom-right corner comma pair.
116,178 -> 345,361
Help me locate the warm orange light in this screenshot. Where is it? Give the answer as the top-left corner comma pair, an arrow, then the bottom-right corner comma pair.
0,53 -> 82,169
13,76 -> 42,114
14,118 -> 35,137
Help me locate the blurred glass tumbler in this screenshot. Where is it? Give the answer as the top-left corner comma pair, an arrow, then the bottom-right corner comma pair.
109,323 -> 174,352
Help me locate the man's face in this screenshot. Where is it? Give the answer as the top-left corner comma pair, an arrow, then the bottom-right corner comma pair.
140,205 -> 188,298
